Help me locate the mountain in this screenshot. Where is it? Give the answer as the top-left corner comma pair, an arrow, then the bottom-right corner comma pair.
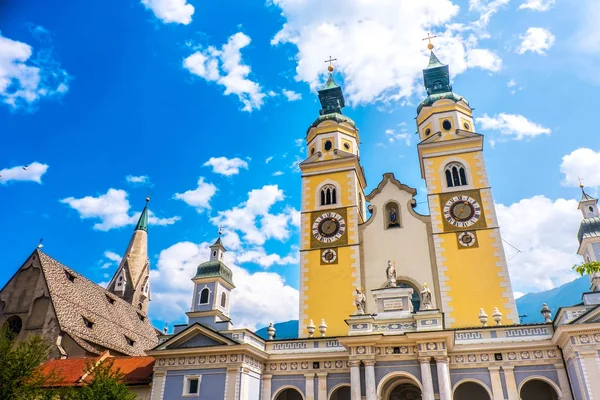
254,276 -> 592,337
515,275 -> 590,324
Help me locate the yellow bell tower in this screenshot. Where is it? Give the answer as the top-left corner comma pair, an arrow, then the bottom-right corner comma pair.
416,44 -> 518,327
298,63 -> 367,337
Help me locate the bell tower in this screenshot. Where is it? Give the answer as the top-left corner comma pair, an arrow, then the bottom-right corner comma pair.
576,184 -> 600,291
298,62 -> 367,337
416,42 -> 518,327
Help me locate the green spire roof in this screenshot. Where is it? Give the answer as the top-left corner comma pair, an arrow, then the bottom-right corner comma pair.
580,185 -> 596,202
135,199 -> 150,232
323,73 -> 339,90
317,72 -> 345,116
427,51 -> 444,68
417,50 -> 468,114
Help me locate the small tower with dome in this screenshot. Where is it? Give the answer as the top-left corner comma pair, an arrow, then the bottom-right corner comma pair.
577,183 -> 600,291
186,230 -> 235,331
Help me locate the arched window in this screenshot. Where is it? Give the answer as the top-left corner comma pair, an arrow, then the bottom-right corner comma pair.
221,292 -> 227,308
359,193 -> 364,217
320,184 -> 337,206
445,162 -> 468,187
397,282 -> 420,312
385,202 -> 400,229
2,316 -> 23,339
199,288 -> 209,305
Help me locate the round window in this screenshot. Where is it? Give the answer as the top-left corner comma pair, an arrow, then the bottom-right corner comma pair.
463,123 -> 470,130
425,128 -> 431,136
310,148 -> 315,155
324,141 -> 333,151
442,120 -> 452,131
343,143 -> 350,150
590,206 -> 595,213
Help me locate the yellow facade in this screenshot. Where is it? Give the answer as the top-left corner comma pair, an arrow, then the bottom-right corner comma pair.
299,126 -> 365,337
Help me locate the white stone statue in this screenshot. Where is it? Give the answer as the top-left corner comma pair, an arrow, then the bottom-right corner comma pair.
354,288 -> 366,315
420,283 -> 433,310
386,260 -> 397,288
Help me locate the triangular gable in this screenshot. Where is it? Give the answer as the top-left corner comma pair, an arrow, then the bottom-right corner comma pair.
154,323 -> 238,351
571,304 -> 600,325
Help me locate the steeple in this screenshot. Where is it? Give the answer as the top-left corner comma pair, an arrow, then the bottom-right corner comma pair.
576,183 -> 600,291
317,58 -> 345,116
107,198 -> 151,314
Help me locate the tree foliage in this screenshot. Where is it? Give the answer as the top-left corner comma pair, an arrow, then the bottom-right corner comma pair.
77,358 -> 137,400
573,260 -> 600,277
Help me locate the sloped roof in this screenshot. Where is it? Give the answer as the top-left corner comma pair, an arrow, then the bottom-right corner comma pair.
39,355 -> 154,387
578,216 -> 600,243
38,251 -> 158,356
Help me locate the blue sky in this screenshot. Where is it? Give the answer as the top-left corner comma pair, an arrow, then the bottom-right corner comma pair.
1,0 -> 600,330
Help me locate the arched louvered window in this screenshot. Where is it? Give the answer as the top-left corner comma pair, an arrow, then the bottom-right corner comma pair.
444,162 -> 468,187
320,184 -> 338,206
221,292 -> 227,308
199,288 -> 209,304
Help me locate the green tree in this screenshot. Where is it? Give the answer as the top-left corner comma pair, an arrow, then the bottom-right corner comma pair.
0,326 -> 68,399
573,260 -> 600,277
77,358 -> 137,400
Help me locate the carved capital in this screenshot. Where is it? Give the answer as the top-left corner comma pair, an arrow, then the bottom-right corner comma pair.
434,356 -> 449,363
304,373 -> 316,379
349,360 -> 361,368
363,360 -> 376,367
418,356 -> 432,364
317,372 -> 328,378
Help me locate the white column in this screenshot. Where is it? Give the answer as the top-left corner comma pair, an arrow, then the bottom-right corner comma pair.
364,360 -> 376,400
350,360 -> 362,400
305,373 -> 316,400
554,363 -> 573,400
261,375 -> 272,400
487,367 -> 504,400
435,356 -> 451,400
317,373 -> 328,400
502,366 -> 519,400
419,357 -> 435,400
149,370 -> 165,400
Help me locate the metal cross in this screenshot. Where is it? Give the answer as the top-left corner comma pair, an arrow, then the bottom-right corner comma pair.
578,177 -> 584,187
422,33 -> 438,45
324,56 -> 337,66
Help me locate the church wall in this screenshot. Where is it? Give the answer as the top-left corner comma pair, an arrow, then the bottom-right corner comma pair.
163,368 -> 226,400
449,367 -> 492,392
326,373 -> 350,394
361,179 -> 436,314
513,364 -> 559,388
566,358 -> 584,400
271,374 -> 306,398
373,360 -> 422,388
192,282 -> 216,312
243,370 -> 261,400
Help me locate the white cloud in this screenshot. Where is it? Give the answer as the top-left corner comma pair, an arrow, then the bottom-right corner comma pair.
385,128 -> 411,146
0,162 -> 48,184
100,251 -> 122,270
0,31 -> 70,110
183,32 -> 266,112
149,241 -> 299,329
497,196 -> 581,294
141,0 -> 194,24
273,171 -> 284,176
125,175 -> 150,185
518,0 -> 555,11
282,89 -> 302,101
265,156 -> 274,164
61,188 -> 179,231
507,79 -> 516,88
270,0 -> 503,105
236,246 -> 299,268
573,1 -> 600,54
517,27 -> 555,55
476,113 -> 550,140
174,177 -> 218,212
211,185 -> 299,246
560,148 -> 600,188
203,156 -> 249,176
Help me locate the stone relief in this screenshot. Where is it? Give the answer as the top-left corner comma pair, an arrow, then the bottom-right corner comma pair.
354,288 -> 366,315
420,283 -> 433,310
386,260 -> 397,288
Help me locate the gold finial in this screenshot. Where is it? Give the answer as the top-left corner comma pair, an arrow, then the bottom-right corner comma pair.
218,225 -> 223,236
146,190 -> 152,204
324,55 -> 337,72
578,177 -> 584,188
422,33 -> 437,51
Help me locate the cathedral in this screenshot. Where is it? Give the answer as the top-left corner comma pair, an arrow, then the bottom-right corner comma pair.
2,45 -> 600,400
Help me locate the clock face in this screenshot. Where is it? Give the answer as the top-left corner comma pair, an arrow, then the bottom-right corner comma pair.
443,195 -> 481,228
312,212 -> 346,243
458,231 -> 476,247
321,249 -> 337,264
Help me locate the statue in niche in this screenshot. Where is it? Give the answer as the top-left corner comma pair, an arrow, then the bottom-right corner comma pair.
354,288 -> 366,315
386,260 -> 397,288
386,203 -> 400,228
420,283 -> 433,310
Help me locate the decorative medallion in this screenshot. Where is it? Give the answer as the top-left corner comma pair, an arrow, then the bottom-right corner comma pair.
219,355 -> 227,362
357,346 -> 366,354
199,356 -> 206,363
534,351 -> 543,359
400,346 -> 408,354
375,347 -> 381,355
291,362 -> 298,370
391,324 -> 399,329
427,342 -> 436,350
280,363 -> 287,370
508,352 -> 516,360
158,359 -> 165,366
521,352 -> 530,359
188,357 -> 196,364
335,361 -> 343,368
481,354 -> 489,361
321,248 -> 338,265
270,364 -> 277,371
301,362 -> 309,369
386,347 -> 393,354
168,358 -> 175,365
230,355 -> 238,362
209,356 -> 216,363
456,355 -> 464,363
595,334 -> 600,342
548,350 -> 556,358
580,335 -> 590,343
324,361 -> 332,368
457,231 -> 478,249
467,354 -> 476,362
355,324 -> 364,329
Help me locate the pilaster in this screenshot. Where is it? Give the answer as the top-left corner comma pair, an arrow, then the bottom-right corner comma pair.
364,360 -> 376,400
317,373 -> 328,400
435,356 -> 451,400
419,357 -> 435,400
502,366 -> 518,400
350,360 -> 361,400
554,363 -> 574,400
261,375 -> 272,400
150,370 -> 166,400
487,366 -> 504,400
305,373 -> 315,400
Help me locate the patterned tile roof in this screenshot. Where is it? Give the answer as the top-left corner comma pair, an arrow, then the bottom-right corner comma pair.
38,251 -> 158,356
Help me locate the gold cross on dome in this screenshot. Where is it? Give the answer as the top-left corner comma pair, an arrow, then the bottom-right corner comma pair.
324,56 -> 337,66
578,177 -> 584,188
422,33 -> 438,50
